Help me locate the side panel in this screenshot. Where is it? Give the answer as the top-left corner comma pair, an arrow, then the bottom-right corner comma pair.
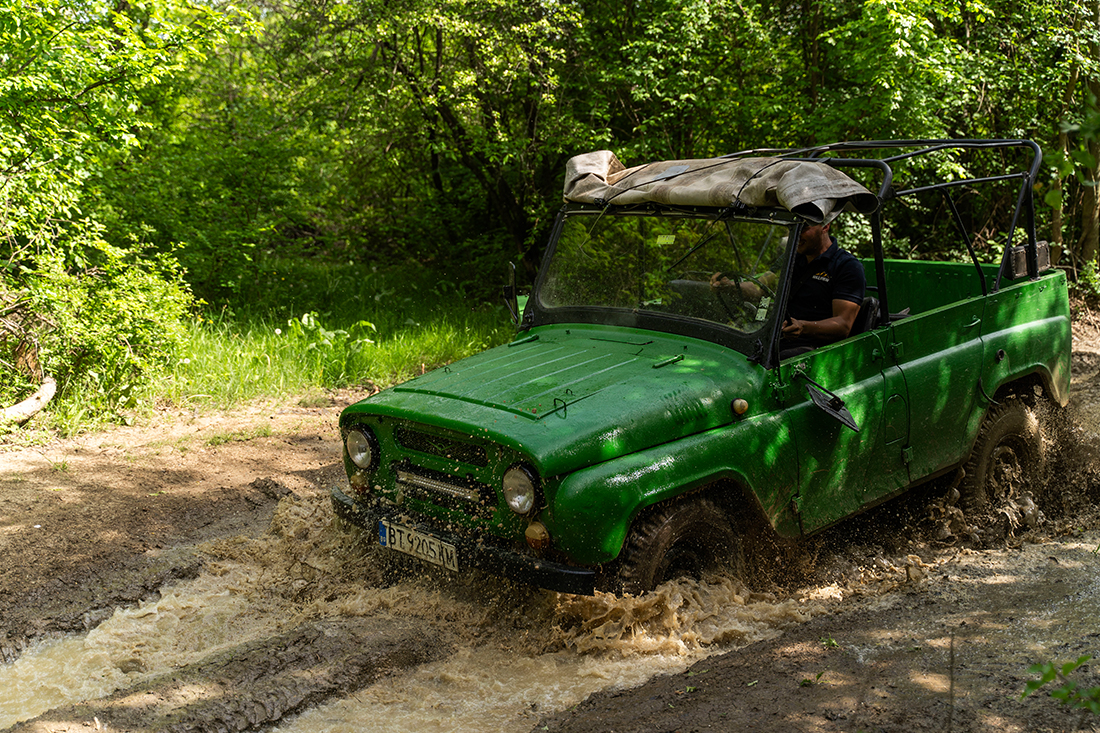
778,330 -> 910,534
979,273 -> 1072,405
889,295 -> 986,481
545,413 -> 799,565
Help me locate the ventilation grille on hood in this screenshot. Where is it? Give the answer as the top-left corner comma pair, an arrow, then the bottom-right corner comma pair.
394,425 -> 489,467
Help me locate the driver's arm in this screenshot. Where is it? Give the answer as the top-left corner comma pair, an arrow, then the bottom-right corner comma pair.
781,298 -> 861,341
710,272 -> 765,302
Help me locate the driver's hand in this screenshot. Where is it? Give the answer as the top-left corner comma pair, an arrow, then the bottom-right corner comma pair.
710,272 -> 733,289
740,281 -> 763,302
782,317 -> 805,338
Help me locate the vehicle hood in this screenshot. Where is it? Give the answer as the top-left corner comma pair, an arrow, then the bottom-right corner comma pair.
345,324 -> 765,477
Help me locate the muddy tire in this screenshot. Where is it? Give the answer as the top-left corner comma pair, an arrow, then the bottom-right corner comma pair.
615,497 -> 742,595
960,397 -> 1044,511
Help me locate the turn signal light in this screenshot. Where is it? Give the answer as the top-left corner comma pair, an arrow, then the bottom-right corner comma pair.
349,471 -> 370,494
525,521 -> 551,550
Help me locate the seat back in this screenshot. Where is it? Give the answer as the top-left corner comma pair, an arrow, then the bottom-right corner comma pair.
848,296 -> 880,337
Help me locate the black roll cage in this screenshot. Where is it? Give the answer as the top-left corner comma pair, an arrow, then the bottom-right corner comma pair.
721,139 -> 1045,359
525,139 -> 1047,370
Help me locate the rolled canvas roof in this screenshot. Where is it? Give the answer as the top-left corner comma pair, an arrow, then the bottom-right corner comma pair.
563,151 -> 879,223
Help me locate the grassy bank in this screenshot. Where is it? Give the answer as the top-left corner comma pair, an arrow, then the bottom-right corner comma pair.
163,303 -> 510,409
25,258 -> 515,436
162,258 -> 514,408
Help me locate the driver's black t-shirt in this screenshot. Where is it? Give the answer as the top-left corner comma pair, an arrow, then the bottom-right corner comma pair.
787,241 -> 866,326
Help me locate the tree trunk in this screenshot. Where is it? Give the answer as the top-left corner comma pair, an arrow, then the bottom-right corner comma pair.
800,0 -> 823,127
1,377 -> 56,426
1083,0 -> 1100,266
1051,15 -> 1081,267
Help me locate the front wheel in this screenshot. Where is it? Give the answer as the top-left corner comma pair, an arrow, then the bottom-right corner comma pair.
959,397 -> 1044,511
614,497 -> 743,595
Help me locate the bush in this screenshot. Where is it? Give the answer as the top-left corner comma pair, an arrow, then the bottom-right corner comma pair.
2,225 -> 193,428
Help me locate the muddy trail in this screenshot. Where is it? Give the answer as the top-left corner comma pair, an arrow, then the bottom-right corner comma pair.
3,333 -> 1100,732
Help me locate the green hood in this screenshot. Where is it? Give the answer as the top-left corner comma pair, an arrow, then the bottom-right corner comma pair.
347,324 -> 764,477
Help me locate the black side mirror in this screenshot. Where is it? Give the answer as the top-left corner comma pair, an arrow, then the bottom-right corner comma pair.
800,375 -> 860,432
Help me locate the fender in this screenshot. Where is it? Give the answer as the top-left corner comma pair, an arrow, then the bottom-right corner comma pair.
544,412 -> 797,565
980,274 -> 1071,408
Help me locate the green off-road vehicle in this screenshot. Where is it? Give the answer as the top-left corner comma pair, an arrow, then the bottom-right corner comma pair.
333,140 -> 1070,595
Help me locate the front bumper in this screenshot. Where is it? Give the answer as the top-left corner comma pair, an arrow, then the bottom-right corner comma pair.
331,486 -> 596,596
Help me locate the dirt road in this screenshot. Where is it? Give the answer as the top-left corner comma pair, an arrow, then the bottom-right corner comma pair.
2,332 -> 1100,732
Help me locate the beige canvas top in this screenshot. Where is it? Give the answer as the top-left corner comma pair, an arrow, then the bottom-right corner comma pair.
563,151 -> 879,223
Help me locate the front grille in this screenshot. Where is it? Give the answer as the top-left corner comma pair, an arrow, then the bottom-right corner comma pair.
393,425 -> 489,467
394,462 -> 495,517
396,467 -> 479,501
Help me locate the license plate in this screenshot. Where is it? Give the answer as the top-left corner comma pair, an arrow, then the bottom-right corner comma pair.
379,520 -> 459,572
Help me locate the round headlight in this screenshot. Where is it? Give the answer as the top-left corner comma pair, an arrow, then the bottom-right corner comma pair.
346,428 -> 377,470
503,465 -> 537,515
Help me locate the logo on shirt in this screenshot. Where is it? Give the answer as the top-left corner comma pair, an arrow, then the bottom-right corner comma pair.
812,272 -> 830,282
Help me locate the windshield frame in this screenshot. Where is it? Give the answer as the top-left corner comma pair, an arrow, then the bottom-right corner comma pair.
527,202 -> 802,363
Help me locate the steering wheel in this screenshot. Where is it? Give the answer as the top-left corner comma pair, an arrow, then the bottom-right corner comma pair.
711,271 -> 758,323
740,272 -> 776,298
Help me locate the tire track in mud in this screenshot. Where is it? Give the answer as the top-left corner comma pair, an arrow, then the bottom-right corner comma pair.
5,616 -> 451,733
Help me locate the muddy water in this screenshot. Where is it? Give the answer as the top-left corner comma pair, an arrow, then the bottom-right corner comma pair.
273,575 -> 820,733
0,560 -> 288,725
0,493 -> 822,731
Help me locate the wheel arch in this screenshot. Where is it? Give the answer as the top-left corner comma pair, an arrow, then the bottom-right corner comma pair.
957,370 -> 1059,469
990,370 -> 1055,405
982,345 -> 1070,409
547,457 -> 767,567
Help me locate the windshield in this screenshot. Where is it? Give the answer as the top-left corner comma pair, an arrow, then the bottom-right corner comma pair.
538,210 -> 791,337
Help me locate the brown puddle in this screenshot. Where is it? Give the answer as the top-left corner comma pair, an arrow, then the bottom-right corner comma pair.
0,493 -> 826,731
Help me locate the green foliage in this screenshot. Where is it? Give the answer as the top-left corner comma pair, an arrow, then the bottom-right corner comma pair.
1070,260 -> 1100,301
1022,655 -> 1100,716
26,230 -> 193,426
800,670 -> 827,687
0,0 -> 237,243
4,0 -> 1099,424
0,0 -> 239,427
1048,96 -> 1100,196
81,0 -> 1100,307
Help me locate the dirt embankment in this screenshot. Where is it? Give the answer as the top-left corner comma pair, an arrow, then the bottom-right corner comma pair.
0,396 -> 359,663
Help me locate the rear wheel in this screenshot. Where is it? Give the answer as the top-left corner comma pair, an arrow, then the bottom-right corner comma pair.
960,397 -> 1044,510
615,497 -> 742,595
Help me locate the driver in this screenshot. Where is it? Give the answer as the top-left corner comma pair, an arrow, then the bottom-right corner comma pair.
780,222 -> 865,351
709,222 -> 865,352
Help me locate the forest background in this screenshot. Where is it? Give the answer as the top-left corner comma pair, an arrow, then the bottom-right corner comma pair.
1,0 -> 1099,431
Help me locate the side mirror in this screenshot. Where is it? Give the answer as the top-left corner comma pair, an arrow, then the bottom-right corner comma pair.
503,262 -> 519,325
801,376 -> 859,432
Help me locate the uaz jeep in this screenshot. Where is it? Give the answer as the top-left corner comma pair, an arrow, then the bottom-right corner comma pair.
333,140 -> 1070,595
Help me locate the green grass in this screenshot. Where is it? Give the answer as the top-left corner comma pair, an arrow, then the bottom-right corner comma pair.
205,424 -> 274,446
161,259 -> 514,409
3,257 -> 515,439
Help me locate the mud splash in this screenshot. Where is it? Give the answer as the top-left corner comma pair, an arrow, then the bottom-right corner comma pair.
0,493 -> 826,731
271,573 -> 823,733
